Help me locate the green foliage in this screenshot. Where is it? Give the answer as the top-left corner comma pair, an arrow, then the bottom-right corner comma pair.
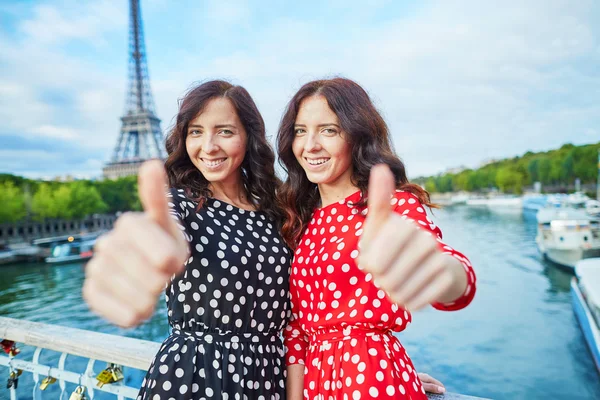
0,182 -> 26,223
31,184 -> 58,220
15,176 -> 139,222
424,178 -> 437,193
96,176 -> 140,213
69,182 -> 108,219
53,186 -> 74,219
495,167 -> 525,194
415,141 -> 599,193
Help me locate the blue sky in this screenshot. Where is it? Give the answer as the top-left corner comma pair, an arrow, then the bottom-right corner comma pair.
0,0 -> 598,179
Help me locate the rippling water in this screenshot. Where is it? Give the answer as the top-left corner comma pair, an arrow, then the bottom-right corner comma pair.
1,206 -> 599,399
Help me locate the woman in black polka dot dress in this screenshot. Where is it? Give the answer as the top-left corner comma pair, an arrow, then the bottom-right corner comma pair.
139,82 -> 292,400
138,190 -> 291,399
84,80 -> 291,400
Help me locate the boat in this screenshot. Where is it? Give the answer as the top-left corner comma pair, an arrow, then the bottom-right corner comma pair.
466,195 -> 523,214
568,192 -> 591,208
33,232 -> 102,264
0,249 -> 16,265
571,258 -> 600,375
523,195 -> 549,222
523,195 -> 549,213
536,207 -> 600,271
449,193 -> 470,205
465,196 -> 488,207
485,196 -> 523,214
586,200 -> 600,218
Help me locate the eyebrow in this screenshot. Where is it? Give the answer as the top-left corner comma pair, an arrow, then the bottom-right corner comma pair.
188,124 -> 237,130
294,123 -> 340,128
214,124 -> 237,129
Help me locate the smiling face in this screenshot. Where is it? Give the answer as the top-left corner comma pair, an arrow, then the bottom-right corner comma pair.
185,97 -> 247,187
292,95 -> 353,189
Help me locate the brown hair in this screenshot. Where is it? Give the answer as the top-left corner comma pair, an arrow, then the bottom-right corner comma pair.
165,80 -> 283,222
277,77 -> 435,248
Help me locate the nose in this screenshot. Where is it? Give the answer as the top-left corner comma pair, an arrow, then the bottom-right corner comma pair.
202,133 -> 220,154
304,132 -> 321,152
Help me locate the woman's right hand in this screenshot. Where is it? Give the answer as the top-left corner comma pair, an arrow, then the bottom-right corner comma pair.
418,372 -> 446,394
82,160 -> 189,328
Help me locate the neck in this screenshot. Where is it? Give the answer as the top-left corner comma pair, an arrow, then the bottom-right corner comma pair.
317,170 -> 358,208
209,172 -> 251,209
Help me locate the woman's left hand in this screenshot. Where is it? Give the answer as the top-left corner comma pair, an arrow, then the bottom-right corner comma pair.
358,165 -> 465,310
418,372 -> 446,394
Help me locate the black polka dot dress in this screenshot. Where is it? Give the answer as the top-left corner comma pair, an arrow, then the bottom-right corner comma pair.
137,189 -> 292,400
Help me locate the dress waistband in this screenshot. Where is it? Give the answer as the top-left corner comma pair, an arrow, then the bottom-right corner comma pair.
171,327 -> 280,344
309,325 -> 393,344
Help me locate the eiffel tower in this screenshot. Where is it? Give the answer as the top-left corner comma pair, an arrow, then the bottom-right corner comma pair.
102,0 -> 165,179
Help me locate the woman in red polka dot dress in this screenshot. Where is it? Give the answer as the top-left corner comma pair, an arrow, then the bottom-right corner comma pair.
276,78 -> 476,400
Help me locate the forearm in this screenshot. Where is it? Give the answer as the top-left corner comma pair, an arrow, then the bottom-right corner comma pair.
435,254 -> 468,304
286,364 -> 305,400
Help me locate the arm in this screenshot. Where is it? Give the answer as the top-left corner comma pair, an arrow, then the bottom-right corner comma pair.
393,191 -> 476,310
286,364 -> 305,400
283,279 -> 308,400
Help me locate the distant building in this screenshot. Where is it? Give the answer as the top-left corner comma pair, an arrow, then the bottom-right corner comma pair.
443,165 -> 469,174
478,158 -> 499,168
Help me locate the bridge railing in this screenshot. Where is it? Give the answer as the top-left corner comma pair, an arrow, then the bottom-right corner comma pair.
0,316 -> 488,400
0,316 -> 159,399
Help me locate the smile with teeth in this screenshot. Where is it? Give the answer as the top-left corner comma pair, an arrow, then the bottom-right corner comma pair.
201,158 -> 227,167
305,157 -> 330,166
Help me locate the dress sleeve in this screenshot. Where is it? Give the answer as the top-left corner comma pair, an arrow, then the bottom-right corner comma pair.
166,188 -> 192,243
283,277 -> 309,366
391,191 -> 476,311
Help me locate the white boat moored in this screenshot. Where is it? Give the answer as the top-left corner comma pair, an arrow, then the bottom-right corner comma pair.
536,207 -> 600,271
43,233 -> 101,264
586,199 -> 600,218
571,258 -> 600,375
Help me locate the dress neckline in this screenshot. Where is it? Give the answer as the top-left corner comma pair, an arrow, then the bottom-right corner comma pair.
205,197 -> 259,213
316,189 -> 363,211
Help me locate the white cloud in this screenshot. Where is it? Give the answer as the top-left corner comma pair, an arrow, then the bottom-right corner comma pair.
205,0 -> 250,24
18,1 -> 126,46
1,0 -> 598,178
158,0 -> 598,176
31,125 -> 79,140
0,0 -> 128,155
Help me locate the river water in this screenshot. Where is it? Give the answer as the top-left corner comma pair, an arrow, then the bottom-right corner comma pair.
1,206 -> 599,399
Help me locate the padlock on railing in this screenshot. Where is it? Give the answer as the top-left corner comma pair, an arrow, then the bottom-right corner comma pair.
39,376 -> 57,390
111,365 -> 124,382
6,369 -> 22,389
0,340 -> 13,354
69,385 -> 87,400
1,340 -> 20,357
96,363 -> 124,387
96,366 -> 115,388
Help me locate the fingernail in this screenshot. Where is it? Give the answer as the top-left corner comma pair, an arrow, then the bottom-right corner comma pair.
438,386 -> 445,393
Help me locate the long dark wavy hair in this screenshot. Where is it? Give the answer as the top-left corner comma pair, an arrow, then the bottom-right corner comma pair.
165,80 -> 283,223
277,77 -> 435,248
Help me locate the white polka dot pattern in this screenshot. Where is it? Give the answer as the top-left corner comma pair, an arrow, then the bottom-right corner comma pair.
138,189 -> 292,400
284,190 -> 476,399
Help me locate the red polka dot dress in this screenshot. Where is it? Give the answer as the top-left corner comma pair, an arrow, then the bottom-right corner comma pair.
284,190 -> 476,400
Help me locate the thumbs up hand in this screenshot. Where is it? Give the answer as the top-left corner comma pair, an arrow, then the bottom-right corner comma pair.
83,160 -> 188,328
357,165 -> 455,311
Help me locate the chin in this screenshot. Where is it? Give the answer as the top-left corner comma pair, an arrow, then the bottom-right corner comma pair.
304,172 -> 328,185
202,170 -> 229,182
